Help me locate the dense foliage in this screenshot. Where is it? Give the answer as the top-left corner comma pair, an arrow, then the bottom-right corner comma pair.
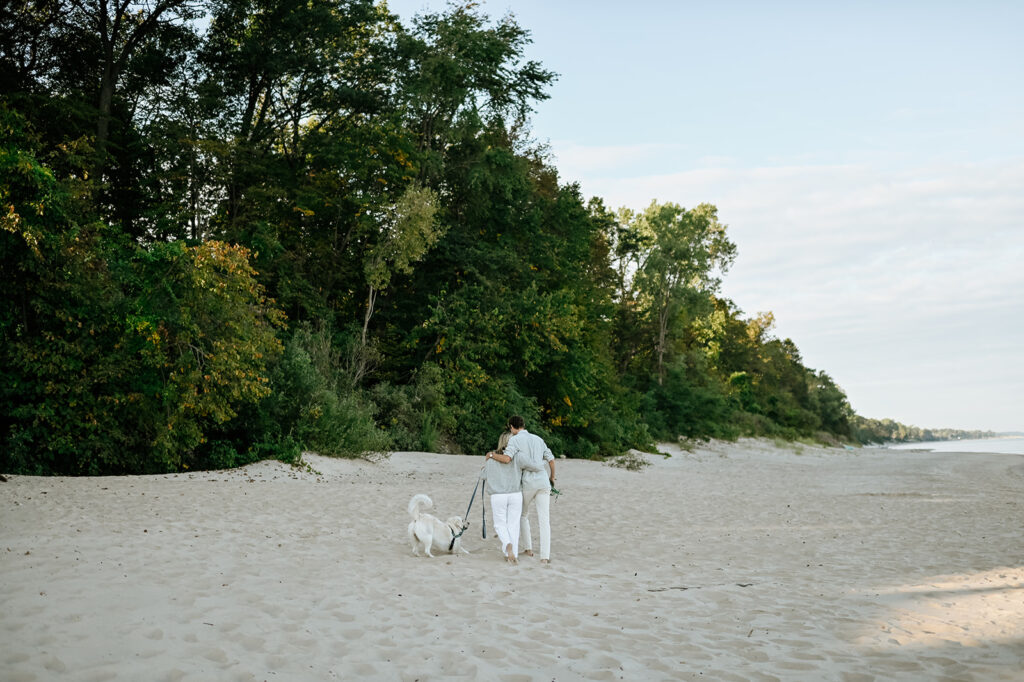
3,1 -> 881,474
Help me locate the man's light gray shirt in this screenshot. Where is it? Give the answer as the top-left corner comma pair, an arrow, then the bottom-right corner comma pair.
506,429 -> 554,491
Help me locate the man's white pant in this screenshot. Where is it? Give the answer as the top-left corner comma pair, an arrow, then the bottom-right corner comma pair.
520,487 -> 551,560
490,492 -> 522,557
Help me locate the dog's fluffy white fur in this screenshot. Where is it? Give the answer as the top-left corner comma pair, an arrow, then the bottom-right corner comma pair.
407,494 -> 469,557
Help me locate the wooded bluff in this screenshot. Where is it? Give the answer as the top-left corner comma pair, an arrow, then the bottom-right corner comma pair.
1,1 -> 952,474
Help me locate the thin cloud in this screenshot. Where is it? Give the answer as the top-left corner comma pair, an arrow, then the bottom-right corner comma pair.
550,141 -> 691,175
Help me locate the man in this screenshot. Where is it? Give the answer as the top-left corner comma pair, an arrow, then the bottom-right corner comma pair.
504,415 -> 556,564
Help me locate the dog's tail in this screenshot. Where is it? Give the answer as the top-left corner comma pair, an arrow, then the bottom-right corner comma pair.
408,493 -> 433,519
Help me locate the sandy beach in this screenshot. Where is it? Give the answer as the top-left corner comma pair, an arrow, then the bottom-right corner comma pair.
2,438 -> 1022,681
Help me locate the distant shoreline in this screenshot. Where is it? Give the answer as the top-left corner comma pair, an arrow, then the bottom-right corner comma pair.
887,435 -> 1024,455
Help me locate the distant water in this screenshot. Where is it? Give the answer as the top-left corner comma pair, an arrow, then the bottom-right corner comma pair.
888,436 -> 1024,455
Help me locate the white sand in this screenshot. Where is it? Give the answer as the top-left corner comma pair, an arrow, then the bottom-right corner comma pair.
2,438 -> 1023,681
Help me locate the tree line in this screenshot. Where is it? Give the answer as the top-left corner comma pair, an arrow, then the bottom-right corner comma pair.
4,1 -> 869,474
851,418 -> 995,445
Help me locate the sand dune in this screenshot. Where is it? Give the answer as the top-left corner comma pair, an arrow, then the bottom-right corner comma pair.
2,439 -> 1022,681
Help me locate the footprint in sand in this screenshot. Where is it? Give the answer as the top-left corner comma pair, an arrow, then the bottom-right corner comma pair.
235,634 -> 265,652
348,662 -> 377,676
41,654 -> 67,673
791,650 -> 827,662
477,646 -> 507,661
591,654 -> 622,669
265,654 -> 289,669
31,634 -> 58,647
200,647 -> 228,664
738,648 -> 770,663
287,635 -> 317,650
328,640 -> 351,657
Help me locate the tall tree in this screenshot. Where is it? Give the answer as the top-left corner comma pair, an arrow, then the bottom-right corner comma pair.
611,201 -> 737,384
2,106 -> 285,473
0,0 -> 68,93
356,181 -> 441,385
68,0 -> 200,169
395,3 -> 555,184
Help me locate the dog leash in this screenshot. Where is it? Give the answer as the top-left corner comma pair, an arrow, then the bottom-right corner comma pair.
449,467 -> 487,551
465,466 -> 486,539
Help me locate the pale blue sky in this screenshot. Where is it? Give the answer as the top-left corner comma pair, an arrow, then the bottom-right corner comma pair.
386,0 -> 1024,432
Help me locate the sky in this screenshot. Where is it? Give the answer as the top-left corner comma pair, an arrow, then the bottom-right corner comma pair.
385,0 -> 1024,432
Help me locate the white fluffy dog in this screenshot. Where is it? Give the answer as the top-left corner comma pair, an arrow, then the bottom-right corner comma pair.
407,494 -> 469,557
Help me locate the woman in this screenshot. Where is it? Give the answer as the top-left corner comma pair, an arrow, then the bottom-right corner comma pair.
484,429 -> 522,564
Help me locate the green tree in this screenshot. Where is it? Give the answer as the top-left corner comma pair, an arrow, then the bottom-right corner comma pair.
356,181 -> 441,385
70,0 -> 200,166
127,240 -> 286,467
395,3 -> 554,183
609,201 -> 736,384
3,0 -> 882,468
2,105 -> 286,473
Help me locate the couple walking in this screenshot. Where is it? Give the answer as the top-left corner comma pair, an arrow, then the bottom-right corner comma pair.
484,415 -> 556,565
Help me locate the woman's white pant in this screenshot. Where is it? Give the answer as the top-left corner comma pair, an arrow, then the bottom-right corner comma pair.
490,492 -> 522,557
520,487 -> 551,560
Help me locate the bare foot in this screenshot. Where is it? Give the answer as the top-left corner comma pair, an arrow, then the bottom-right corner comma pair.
505,544 -> 516,564
540,559 -> 550,564
523,550 -> 534,557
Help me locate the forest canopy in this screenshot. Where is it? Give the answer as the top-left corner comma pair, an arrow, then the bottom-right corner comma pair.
1,0 -> 940,475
